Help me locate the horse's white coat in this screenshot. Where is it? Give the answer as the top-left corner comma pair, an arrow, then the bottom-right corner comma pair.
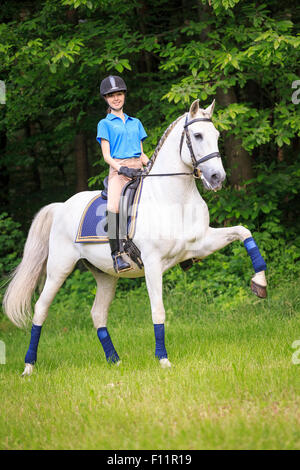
3,100 -> 266,375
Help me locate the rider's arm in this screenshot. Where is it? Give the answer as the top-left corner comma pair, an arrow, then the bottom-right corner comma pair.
140,142 -> 149,166
101,139 -> 121,172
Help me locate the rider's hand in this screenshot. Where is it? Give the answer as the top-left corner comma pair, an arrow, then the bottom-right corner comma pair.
118,166 -> 142,179
113,161 -> 122,172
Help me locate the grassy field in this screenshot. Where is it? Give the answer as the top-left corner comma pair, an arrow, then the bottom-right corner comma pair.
0,275 -> 299,450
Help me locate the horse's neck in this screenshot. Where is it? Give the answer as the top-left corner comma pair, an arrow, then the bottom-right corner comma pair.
143,115 -> 199,204
150,115 -> 186,174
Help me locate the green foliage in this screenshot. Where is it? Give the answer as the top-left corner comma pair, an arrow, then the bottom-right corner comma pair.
162,162 -> 300,300
207,162 -> 300,234
1,0 -> 299,183
0,212 -> 25,279
160,2 -> 300,151
0,0 -> 299,306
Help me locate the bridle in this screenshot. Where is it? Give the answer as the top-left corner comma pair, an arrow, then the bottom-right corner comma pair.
179,115 -> 221,178
144,114 -> 221,180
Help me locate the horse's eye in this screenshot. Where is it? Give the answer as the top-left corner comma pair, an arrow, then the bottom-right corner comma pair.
194,133 -> 203,140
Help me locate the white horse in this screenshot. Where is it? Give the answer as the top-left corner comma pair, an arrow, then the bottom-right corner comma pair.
3,99 -> 267,376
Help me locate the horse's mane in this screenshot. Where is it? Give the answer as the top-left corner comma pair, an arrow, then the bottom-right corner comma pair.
147,113 -> 186,171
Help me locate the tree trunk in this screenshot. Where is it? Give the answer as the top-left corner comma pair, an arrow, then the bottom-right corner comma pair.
137,3 -> 152,74
65,9 -> 89,192
197,0 -> 253,187
216,88 -> 253,187
25,121 -> 41,192
0,130 -> 9,212
75,131 -> 89,192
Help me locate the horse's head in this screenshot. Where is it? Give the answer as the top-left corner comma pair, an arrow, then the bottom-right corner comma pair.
181,99 -> 226,191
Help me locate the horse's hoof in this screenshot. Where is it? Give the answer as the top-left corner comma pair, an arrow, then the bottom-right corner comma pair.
21,363 -> 34,377
160,358 -> 172,369
251,280 -> 267,298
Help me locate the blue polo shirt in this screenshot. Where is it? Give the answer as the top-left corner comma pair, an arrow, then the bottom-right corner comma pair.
96,113 -> 147,159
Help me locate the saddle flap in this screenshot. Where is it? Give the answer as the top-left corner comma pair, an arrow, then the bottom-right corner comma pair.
119,177 -> 143,240
75,177 -> 143,244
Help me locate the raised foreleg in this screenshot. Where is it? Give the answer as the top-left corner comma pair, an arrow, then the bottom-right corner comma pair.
201,226 -> 267,297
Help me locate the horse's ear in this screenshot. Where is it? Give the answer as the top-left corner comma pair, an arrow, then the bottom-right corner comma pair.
189,99 -> 200,118
205,99 -> 215,118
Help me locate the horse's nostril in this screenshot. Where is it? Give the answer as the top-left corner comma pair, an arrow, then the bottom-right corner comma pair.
211,172 -> 220,182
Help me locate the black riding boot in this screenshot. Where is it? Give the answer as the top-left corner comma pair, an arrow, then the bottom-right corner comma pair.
107,211 -> 131,273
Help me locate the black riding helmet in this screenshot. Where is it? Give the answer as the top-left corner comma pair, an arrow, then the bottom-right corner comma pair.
100,75 -> 127,97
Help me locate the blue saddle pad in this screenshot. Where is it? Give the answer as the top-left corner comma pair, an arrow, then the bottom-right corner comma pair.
75,180 -> 143,243
75,192 -> 109,243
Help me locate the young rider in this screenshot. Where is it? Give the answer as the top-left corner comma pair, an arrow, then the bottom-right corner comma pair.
97,75 -> 149,273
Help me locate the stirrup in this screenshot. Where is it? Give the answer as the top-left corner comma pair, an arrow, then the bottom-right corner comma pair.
112,252 -> 132,274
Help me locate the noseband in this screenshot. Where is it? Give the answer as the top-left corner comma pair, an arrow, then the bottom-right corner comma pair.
180,115 -> 221,178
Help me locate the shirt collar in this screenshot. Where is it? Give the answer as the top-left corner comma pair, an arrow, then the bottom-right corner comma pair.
106,113 -> 133,122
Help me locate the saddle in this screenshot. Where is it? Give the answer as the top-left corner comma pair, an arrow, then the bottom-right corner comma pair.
106,176 -> 201,272
76,175 -> 200,272
102,175 -> 144,269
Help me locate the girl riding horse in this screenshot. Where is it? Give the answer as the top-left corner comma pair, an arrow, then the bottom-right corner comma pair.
97,75 -> 149,273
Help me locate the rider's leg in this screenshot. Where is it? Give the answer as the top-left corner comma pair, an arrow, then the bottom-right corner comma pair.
107,164 -> 132,273
107,158 -> 143,273
107,210 -> 131,273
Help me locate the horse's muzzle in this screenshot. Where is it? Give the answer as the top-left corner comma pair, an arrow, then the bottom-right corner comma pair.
210,170 -> 225,189
201,168 -> 226,191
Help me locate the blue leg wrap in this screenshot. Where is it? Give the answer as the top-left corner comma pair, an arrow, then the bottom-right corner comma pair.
154,324 -> 168,360
25,324 -> 42,364
244,237 -> 267,273
97,327 -> 120,364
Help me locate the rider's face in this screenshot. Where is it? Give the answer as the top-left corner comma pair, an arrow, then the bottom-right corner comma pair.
105,91 -> 125,111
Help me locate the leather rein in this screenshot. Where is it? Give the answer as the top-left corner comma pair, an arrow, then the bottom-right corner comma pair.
144,114 -> 221,179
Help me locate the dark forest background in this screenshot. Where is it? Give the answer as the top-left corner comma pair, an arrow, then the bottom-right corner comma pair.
0,0 -> 299,296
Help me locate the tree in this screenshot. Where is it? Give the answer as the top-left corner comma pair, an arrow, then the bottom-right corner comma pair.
161,0 -> 300,184
0,0 -> 299,222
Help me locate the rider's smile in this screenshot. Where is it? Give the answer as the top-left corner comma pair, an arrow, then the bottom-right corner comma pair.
106,91 -> 125,111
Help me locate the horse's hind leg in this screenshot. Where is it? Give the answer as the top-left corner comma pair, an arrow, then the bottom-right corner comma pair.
85,264 -> 119,365
22,246 -> 79,376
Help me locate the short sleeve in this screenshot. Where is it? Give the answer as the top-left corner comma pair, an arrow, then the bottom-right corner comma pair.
138,120 -> 147,141
96,119 -> 110,145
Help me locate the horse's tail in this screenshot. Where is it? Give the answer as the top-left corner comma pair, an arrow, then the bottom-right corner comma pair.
3,203 -> 62,328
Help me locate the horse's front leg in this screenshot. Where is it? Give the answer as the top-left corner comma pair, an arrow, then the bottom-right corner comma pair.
144,257 -> 172,368
201,226 -> 267,298
88,270 -> 120,365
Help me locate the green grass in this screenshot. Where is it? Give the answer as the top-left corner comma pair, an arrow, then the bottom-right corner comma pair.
0,277 -> 300,450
